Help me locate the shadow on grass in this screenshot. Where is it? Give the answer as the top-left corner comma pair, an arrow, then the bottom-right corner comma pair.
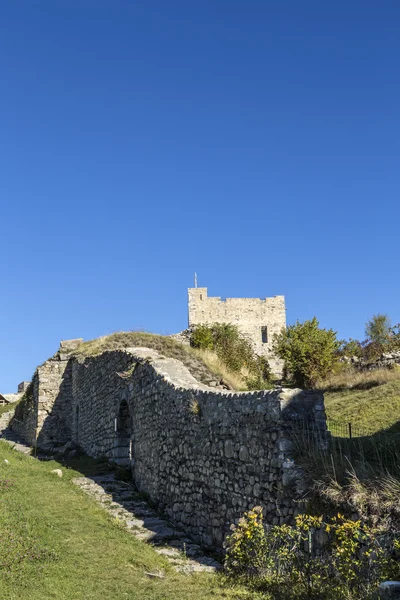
34,450 -> 221,568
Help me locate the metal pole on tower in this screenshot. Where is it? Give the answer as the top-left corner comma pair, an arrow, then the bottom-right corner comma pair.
194,272 -> 198,288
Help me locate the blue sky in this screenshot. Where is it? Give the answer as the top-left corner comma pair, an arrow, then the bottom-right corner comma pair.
1,1 -> 399,391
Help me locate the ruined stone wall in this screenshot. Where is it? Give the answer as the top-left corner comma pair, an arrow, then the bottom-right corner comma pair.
188,287 -> 286,375
11,358 -> 72,448
11,345 -> 327,549
11,371 -> 39,445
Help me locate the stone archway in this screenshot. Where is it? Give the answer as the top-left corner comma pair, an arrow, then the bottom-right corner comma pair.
114,400 -> 133,467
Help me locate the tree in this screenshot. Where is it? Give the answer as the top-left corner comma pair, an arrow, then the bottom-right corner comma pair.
338,338 -> 363,359
273,317 -> 340,388
365,314 -> 391,345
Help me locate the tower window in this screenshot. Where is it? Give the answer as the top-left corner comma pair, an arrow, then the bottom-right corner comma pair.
261,326 -> 268,344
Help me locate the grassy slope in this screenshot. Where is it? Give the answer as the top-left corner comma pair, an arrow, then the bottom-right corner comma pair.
324,379 -> 400,433
72,332 -> 221,387
0,442 -> 261,600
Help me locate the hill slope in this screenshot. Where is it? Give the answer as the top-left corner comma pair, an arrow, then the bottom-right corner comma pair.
0,441 -> 259,600
325,378 -> 400,433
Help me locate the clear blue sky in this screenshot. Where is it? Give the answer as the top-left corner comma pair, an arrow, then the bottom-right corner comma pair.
1,1 -> 399,391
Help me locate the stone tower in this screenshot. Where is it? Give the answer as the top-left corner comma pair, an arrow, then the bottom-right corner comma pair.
188,287 -> 286,376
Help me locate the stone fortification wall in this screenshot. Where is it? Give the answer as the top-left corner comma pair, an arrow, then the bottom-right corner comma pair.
12,359 -> 72,448
11,345 -> 327,549
12,371 -> 39,445
188,287 -> 286,376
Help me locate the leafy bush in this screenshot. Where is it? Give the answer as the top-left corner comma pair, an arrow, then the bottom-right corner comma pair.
225,508 -> 400,599
224,506 -> 267,578
246,356 -> 273,390
191,323 -> 272,387
191,324 -> 214,350
338,338 -> 363,359
273,318 -> 340,388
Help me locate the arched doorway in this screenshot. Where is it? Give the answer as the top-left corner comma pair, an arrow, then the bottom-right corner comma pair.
114,400 -> 133,467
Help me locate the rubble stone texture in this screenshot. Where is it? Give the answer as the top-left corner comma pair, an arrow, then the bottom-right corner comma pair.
11,343 -> 328,549
188,287 -> 286,376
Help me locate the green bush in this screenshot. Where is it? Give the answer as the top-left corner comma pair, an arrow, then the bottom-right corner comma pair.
338,338 -> 363,359
191,323 -> 272,387
246,356 -> 272,390
211,323 -> 255,372
225,508 -> 400,599
190,324 -> 214,350
273,318 -> 340,388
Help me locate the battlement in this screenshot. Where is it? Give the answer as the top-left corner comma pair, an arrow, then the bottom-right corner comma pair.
188,287 -> 286,376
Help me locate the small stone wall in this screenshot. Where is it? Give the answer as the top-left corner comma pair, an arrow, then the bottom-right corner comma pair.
11,345 -> 328,549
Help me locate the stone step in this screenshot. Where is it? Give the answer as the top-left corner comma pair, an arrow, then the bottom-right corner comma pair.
72,475 -> 221,574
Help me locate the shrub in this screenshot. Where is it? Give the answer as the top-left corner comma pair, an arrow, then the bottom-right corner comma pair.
338,338 -> 363,359
273,318 -> 340,388
190,324 -> 214,350
191,323 -> 272,387
210,323 -> 255,373
225,508 -> 400,599
224,506 -> 267,577
246,356 -> 273,390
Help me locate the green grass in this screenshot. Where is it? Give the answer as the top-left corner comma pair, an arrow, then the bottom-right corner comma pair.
325,379 -> 400,433
0,441 -> 262,600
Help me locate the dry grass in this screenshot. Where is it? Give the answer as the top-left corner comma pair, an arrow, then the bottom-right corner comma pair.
71,331 -> 244,389
291,426 -> 400,529
192,348 -> 249,391
317,364 -> 400,392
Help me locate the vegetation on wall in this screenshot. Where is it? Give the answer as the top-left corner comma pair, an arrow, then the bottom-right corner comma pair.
12,379 -> 34,421
191,323 -> 272,389
71,332 -> 223,387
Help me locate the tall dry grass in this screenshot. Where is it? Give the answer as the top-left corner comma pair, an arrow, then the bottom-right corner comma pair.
291,424 -> 400,528
192,348 -> 249,390
317,364 -> 400,391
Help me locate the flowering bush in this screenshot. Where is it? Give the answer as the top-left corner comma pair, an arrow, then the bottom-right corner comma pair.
224,508 -> 400,599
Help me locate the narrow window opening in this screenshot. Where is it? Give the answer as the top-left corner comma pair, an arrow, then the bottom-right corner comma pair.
261,326 -> 268,344
200,294 -> 203,300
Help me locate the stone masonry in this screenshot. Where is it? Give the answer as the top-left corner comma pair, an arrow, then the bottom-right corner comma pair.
188,287 -> 286,376
11,341 -> 328,550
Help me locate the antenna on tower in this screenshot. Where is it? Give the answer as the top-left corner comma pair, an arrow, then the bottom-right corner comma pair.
194,272 -> 198,288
